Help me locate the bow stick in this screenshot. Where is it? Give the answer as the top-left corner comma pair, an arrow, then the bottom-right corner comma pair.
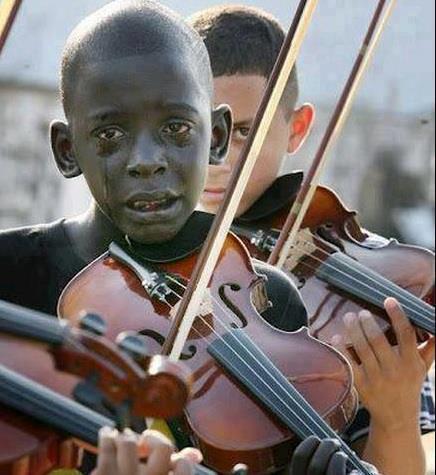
0,0 -> 22,54
268,0 -> 397,268
163,0 -> 319,359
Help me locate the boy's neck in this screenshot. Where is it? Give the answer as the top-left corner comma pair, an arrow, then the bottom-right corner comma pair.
64,201 -> 124,264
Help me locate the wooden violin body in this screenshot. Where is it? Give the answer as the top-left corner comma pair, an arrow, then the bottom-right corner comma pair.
235,185 -> 435,344
0,407 -> 79,475
0,334 -> 80,474
59,233 -> 358,474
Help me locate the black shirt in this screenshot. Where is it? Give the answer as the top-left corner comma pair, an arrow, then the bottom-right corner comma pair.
0,219 -> 85,316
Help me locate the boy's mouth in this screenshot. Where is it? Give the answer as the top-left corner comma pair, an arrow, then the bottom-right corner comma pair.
202,187 -> 226,205
128,197 -> 176,212
125,192 -> 182,220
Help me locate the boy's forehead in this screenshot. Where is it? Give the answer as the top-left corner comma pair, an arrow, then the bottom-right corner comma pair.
73,52 -> 211,116
214,74 -> 267,120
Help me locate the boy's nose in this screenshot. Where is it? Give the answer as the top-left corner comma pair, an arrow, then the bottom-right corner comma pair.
127,134 -> 167,178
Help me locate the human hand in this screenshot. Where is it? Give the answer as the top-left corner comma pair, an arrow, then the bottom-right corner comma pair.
91,427 -> 202,475
332,297 -> 435,432
289,436 -> 348,475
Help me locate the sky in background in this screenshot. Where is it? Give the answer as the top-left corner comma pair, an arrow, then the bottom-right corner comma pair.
0,0 -> 434,114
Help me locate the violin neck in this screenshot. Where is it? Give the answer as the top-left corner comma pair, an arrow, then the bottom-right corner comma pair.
234,224 -> 435,335
0,300 -> 69,345
0,365 -> 217,475
0,363 -> 112,445
317,253 -> 435,334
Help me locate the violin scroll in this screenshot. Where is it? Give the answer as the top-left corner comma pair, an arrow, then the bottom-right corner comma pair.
0,300 -> 192,421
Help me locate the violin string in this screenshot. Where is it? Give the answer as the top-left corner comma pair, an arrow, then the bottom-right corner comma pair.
158,282 -> 327,440
294,229 -> 434,318
265,225 -> 434,322
249,226 -> 433,324
292,237 -> 434,321
289,239 -> 435,329
165,277 -> 370,473
294,250 -> 435,333
300,229 -> 434,316
163,274 -> 364,467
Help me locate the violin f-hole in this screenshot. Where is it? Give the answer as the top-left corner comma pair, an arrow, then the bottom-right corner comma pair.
218,283 -> 249,330
139,329 -> 197,361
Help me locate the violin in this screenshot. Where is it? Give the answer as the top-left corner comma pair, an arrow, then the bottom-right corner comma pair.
233,181 -> 435,345
256,0 -> 434,344
0,300 -> 194,474
58,235 -> 359,474
0,365 -> 218,475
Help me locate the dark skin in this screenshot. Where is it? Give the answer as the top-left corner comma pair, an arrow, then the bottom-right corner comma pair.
51,50 -> 232,260
49,40 -> 367,475
290,437 -> 348,475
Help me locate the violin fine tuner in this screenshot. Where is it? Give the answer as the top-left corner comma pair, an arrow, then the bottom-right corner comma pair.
79,311 -> 107,336
231,464 -> 249,474
116,331 -> 151,362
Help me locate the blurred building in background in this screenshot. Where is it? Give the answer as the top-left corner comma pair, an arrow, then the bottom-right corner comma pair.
0,0 -> 435,248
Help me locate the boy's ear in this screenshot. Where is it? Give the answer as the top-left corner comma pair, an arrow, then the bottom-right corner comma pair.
50,120 -> 82,178
210,104 -> 233,165
288,103 -> 315,155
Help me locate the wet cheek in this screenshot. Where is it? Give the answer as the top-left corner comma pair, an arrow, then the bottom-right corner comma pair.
89,158 -> 124,213
96,141 -> 117,157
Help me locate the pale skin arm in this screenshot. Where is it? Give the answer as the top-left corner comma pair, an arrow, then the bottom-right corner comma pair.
333,298 -> 435,475
91,428 -> 203,475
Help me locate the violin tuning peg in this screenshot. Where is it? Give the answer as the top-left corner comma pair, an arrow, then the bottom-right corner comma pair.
79,312 -> 107,336
231,464 -> 248,475
116,331 -> 150,363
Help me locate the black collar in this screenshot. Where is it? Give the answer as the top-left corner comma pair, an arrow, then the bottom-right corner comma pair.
122,211 -> 214,263
237,172 -> 303,223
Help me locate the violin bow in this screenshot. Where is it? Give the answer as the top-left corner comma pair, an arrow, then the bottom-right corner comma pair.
163,0 -> 319,359
268,0 -> 397,268
0,0 -> 22,54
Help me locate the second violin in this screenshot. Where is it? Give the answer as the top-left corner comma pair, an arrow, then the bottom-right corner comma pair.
233,175 -> 435,345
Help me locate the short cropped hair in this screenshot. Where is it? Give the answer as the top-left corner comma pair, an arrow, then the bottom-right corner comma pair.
189,5 -> 299,119
61,0 -> 213,118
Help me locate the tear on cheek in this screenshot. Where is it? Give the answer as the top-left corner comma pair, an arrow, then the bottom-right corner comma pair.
101,160 -> 111,219
97,141 -> 118,157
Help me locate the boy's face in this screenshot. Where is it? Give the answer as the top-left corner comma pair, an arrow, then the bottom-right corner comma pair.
200,74 -> 313,217
59,52 -> 216,244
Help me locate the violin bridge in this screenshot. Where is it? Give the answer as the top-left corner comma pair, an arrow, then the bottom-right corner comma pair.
283,229 -> 317,272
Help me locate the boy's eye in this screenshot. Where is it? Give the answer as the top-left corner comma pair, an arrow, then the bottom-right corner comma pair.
234,126 -> 251,140
162,122 -> 192,136
97,127 -> 125,141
